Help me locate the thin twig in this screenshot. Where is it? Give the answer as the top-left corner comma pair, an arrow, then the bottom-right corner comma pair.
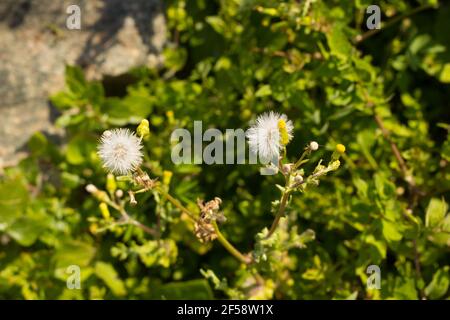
130,219 -> 160,237
372,113 -> 426,299
266,190 -> 290,238
156,186 -> 197,222
373,114 -> 411,181
212,221 -> 252,265
354,4 -> 434,43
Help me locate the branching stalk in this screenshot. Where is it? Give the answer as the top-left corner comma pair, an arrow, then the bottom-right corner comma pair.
212,221 -> 251,264
266,190 -> 290,238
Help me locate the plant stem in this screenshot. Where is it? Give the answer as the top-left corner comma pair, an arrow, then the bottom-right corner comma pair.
355,4 -> 433,43
133,169 -> 253,265
266,148 -> 298,239
293,148 -> 310,170
130,218 -> 160,237
412,239 -> 426,299
110,203 -> 160,237
156,186 -> 250,264
212,221 -> 251,264
372,108 -> 426,298
266,190 -> 290,238
156,186 -> 197,221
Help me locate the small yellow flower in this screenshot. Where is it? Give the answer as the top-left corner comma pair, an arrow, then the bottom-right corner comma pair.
278,119 -> 290,146
331,144 -> 346,161
163,170 -> 173,186
336,144 -> 346,154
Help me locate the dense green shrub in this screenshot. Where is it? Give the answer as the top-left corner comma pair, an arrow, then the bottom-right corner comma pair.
0,0 -> 449,299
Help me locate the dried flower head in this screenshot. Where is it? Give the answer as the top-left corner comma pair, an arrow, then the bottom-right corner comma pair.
97,129 -> 143,175
246,111 -> 293,163
194,221 -> 217,243
197,197 -> 224,221
194,197 -> 225,243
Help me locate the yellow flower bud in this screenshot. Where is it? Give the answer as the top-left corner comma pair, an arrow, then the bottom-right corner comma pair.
163,170 -> 173,186
136,119 -> 150,138
86,184 -> 110,203
89,223 -> 98,234
166,110 -> 175,124
106,173 -> 117,195
336,144 -> 346,154
99,202 -> 110,220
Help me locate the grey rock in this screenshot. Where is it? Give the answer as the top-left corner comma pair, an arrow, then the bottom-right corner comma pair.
0,0 -> 166,167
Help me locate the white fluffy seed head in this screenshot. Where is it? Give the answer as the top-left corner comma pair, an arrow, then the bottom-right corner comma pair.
246,111 -> 294,163
309,141 -> 319,151
97,129 -> 143,175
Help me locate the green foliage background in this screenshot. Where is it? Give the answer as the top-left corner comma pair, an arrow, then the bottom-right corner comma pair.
1,0 -> 449,299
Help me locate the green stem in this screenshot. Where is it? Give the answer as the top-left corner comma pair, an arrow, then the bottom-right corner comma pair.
293,148 -> 310,170
156,186 -> 197,221
108,202 -> 160,237
156,186 -> 250,264
132,172 -> 250,264
212,221 -> 251,265
266,190 -> 290,238
130,218 -> 160,237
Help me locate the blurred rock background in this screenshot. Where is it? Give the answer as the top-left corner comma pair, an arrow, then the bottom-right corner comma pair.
0,0 -> 165,167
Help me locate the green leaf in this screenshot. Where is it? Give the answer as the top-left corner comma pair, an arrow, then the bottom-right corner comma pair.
357,129 -> 377,169
425,267 -> 449,299
353,177 -> 368,199
154,279 -> 213,299
393,277 -> 418,299
50,91 -> 76,110
61,172 -> 83,189
255,85 -> 272,97
0,177 -> 28,230
7,216 -> 47,246
439,64 -> 450,83
53,241 -> 96,269
65,65 -> 87,96
28,132 -> 48,156
163,47 -> 187,72
442,134 -> 450,161
95,262 -> 127,297
345,291 -> 358,300
205,16 -> 226,35
103,86 -> 153,125
66,134 -> 97,165
382,220 -> 403,242
326,24 -> 352,60
426,198 -> 447,228
374,172 -> 396,200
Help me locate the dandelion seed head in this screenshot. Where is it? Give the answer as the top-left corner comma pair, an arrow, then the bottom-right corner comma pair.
97,128 -> 143,175
246,111 -> 293,162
